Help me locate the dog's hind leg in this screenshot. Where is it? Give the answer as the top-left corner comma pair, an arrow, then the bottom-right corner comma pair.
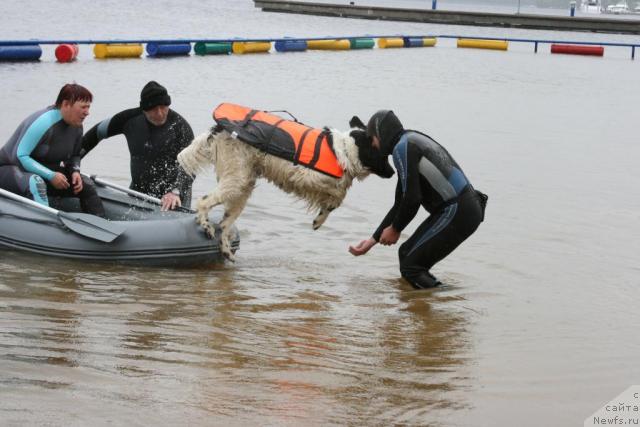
312,205 -> 336,230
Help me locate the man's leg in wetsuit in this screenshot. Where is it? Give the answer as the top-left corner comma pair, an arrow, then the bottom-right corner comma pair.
398,192 -> 484,289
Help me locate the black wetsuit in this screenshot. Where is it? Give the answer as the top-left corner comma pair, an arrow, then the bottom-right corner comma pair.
373,130 -> 488,289
82,108 -> 194,206
0,106 -> 104,216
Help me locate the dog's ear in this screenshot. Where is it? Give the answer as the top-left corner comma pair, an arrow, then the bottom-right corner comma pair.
349,115 -> 366,130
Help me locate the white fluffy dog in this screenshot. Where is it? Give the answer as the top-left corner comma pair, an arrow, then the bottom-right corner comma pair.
177,113 -> 390,260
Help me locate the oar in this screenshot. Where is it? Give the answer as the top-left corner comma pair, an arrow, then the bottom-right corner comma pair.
0,188 -> 125,243
89,175 -> 195,213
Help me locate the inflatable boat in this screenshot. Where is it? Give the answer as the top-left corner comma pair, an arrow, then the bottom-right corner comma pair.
0,176 -> 239,266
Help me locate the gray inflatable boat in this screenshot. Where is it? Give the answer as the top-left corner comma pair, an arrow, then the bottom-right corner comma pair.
0,176 -> 239,266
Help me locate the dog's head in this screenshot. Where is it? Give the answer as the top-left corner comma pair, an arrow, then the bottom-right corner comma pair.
349,116 -> 395,179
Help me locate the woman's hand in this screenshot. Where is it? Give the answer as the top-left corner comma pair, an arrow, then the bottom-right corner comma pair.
71,172 -> 83,194
50,172 -> 70,190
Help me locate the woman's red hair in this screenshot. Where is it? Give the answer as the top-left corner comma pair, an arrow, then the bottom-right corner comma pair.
55,83 -> 93,107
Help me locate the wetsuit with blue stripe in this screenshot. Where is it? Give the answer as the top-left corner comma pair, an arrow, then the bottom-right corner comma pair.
81,108 -> 194,207
0,106 -> 104,216
373,130 -> 487,289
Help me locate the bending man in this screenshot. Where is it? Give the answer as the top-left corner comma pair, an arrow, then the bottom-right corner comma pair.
0,83 -> 105,217
349,110 -> 488,289
82,81 -> 194,211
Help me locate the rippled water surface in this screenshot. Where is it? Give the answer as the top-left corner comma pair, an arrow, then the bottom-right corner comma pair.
1,1 -> 639,425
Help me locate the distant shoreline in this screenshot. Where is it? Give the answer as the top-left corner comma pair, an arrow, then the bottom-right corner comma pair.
254,0 -> 640,35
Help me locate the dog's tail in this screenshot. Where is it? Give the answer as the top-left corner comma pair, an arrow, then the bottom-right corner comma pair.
177,131 -> 217,177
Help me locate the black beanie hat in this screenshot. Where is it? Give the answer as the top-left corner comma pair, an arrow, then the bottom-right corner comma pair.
366,110 -> 404,156
140,81 -> 171,111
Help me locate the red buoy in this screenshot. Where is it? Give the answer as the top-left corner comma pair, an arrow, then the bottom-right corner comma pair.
55,44 -> 79,62
550,44 -> 604,56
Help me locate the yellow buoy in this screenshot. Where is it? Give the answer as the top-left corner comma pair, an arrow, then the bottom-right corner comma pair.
231,41 -> 271,54
422,37 -> 437,47
93,43 -> 143,59
457,39 -> 508,51
377,38 -> 404,49
306,39 -> 351,50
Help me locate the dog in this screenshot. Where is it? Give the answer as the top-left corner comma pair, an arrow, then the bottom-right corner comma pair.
177,106 -> 393,260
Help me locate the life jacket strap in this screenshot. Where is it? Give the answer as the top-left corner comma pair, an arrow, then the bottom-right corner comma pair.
294,127 -> 313,166
308,131 -> 326,169
238,109 -> 259,127
266,119 -> 285,154
322,127 -> 335,155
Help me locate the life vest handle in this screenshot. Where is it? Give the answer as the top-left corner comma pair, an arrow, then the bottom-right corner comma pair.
266,110 -> 299,123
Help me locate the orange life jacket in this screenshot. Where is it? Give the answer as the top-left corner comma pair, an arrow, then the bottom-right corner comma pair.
212,103 -> 343,179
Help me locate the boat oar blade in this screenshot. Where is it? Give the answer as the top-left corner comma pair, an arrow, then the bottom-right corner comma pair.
58,212 -> 125,243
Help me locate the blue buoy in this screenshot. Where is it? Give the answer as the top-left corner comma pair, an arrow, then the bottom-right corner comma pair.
0,45 -> 42,61
403,37 -> 424,48
146,43 -> 191,57
274,39 -> 307,52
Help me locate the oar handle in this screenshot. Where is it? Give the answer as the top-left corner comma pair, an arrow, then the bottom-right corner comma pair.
88,175 -> 163,205
0,187 -> 59,215
88,174 -> 195,213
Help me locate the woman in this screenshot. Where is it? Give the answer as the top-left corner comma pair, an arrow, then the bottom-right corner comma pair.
0,83 -> 105,217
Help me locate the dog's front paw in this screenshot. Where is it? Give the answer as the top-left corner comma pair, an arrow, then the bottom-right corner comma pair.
313,206 -> 335,230
202,223 -> 216,240
313,212 -> 329,230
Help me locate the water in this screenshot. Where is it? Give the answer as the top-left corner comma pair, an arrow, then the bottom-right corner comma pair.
1,1 -> 640,425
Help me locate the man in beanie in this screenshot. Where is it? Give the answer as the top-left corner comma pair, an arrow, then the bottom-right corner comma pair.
81,81 -> 194,211
349,110 -> 488,289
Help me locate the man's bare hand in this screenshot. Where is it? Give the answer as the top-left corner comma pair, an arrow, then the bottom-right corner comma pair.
379,225 -> 400,246
161,192 -> 182,211
349,237 -> 377,256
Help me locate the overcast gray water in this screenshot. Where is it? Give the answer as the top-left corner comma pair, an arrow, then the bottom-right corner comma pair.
1,1 -> 639,425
